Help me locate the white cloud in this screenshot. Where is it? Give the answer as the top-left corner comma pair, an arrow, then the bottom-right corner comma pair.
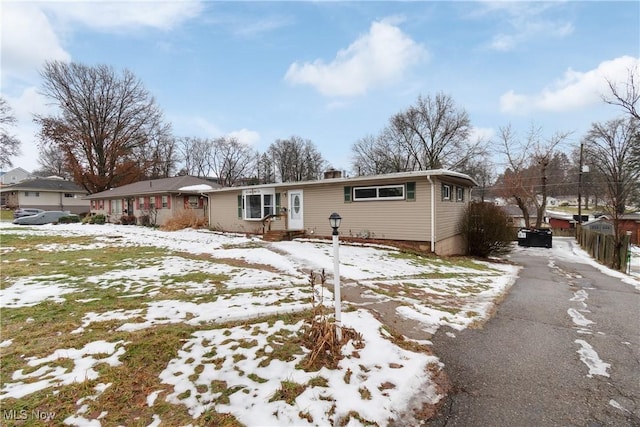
477,2 -> 574,52
3,87 -> 59,172
284,19 -> 427,97
469,126 -> 495,143
228,129 -> 260,146
500,56 -> 640,114
1,3 -> 71,82
43,0 -> 204,32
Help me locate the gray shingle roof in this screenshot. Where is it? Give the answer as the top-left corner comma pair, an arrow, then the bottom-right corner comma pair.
84,176 -> 221,199
0,178 -> 86,193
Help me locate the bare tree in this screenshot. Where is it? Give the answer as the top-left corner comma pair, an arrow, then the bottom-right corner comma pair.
268,136 -> 327,182
210,137 -> 256,187
603,66 -> 640,120
36,61 -> 173,193
582,117 -> 640,269
178,137 -> 213,177
36,143 -> 72,178
351,93 -> 487,175
351,132 -> 416,175
495,124 -> 570,227
254,152 -> 275,184
0,97 -> 21,169
388,93 -> 485,170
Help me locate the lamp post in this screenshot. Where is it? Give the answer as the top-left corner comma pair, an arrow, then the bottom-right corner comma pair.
329,212 -> 342,341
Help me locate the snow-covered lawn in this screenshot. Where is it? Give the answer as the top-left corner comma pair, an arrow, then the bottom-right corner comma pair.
0,223 -> 518,426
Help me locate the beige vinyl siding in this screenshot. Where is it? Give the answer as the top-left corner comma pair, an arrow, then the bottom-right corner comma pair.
210,178 -> 432,241
435,179 -> 468,240
301,179 -> 430,240
210,191 -> 267,234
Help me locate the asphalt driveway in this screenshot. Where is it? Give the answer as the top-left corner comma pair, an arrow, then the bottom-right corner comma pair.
426,237 -> 640,426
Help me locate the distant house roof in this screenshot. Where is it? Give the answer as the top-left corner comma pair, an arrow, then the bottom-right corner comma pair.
84,176 -> 221,200
0,177 -> 86,193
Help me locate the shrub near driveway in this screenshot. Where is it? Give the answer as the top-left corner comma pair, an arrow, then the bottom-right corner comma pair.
0,224 -> 518,426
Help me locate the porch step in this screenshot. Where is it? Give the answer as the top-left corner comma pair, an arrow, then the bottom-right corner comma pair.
263,230 -> 305,242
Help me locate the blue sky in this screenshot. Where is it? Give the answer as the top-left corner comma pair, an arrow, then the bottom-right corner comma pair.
2,1 -> 639,174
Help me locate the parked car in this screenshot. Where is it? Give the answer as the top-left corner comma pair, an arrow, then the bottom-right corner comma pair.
13,208 -> 44,219
12,211 -> 79,225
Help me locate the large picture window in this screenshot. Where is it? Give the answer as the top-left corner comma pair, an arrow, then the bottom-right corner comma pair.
242,188 -> 275,220
353,185 -> 405,201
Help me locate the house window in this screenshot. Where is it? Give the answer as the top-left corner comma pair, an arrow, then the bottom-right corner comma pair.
441,184 -> 451,201
188,196 -> 199,208
24,191 -> 40,197
150,197 -> 155,209
242,188 -> 275,220
162,196 -> 168,208
456,187 -> 464,202
64,193 -> 75,198
353,185 -> 405,201
139,197 -> 145,209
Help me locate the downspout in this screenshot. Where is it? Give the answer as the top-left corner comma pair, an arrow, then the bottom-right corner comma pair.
427,175 -> 436,253
200,192 -> 210,227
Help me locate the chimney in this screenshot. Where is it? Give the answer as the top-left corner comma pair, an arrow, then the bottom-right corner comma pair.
323,169 -> 342,179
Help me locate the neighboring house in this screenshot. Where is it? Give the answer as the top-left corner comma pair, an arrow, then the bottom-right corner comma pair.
599,213 -> 640,245
582,217 -> 614,235
0,167 -> 32,186
0,177 -> 89,214
206,169 -> 477,256
547,210 -> 578,231
85,176 -> 220,226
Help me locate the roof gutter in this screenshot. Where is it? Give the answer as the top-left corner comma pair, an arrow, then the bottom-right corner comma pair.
427,175 -> 436,253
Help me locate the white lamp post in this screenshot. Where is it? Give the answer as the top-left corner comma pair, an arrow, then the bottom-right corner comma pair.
329,212 -> 342,341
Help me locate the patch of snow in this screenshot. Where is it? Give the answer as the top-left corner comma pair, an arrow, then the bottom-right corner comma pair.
575,339 -> 611,378
567,308 -> 594,327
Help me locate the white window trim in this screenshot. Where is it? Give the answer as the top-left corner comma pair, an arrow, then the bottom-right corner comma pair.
352,184 -> 405,201
442,184 -> 451,201
456,186 -> 464,202
242,188 -> 275,221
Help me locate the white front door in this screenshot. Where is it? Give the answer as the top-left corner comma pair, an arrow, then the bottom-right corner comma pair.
288,190 -> 304,230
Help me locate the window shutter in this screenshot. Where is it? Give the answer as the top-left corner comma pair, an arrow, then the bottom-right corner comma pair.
406,182 -> 416,201
344,186 -> 352,202
167,196 -> 171,209
237,195 -> 242,218
275,193 -> 281,214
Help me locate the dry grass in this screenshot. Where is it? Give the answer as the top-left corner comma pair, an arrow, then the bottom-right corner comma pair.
160,208 -> 208,231
298,270 -> 364,372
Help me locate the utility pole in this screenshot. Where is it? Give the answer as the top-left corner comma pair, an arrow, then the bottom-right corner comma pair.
577,142 -> 584,238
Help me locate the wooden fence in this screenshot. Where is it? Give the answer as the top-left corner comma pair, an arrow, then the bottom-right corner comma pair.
577,228 -> 631,272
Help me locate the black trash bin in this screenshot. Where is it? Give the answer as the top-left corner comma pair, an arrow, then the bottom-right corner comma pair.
517,228 -> 552,248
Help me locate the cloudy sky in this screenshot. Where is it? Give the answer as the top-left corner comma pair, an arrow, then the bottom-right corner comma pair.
1,1 -> 638,174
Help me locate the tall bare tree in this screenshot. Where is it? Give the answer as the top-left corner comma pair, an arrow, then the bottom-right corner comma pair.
388,93 -> 486,170
36,143 -> 72,178
0,97 -> 21,169
603,65 -> 640,120
210,137 -> 255,187
352,132 -> 416,175
268,136 -> 327,182
178,137 -> 213,177
495,124 -> 570,227
36,61 -> 173,193
582,117 -> 639,269
351,93 -> 487,175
